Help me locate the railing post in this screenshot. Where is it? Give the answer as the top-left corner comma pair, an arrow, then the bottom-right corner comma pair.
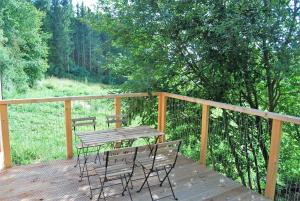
158,94 -> 162,132
0,104 -> 12,168
200,104 -> 210,166
115,97 -> 121,128
158,93 -> 167,142
115,97 -> 122,148
265,119 -> 282,200
64,100 -> 73,159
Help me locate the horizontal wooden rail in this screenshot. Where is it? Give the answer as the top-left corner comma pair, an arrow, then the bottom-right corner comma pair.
163,92 -> 300,125
1,91 -> 299,124
0,92 -> 159,105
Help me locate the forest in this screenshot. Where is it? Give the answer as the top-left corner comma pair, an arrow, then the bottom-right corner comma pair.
0,0 -> 123,99
0,0 -> 299,199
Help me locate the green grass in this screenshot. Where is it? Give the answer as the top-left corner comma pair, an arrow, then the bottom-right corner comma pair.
7,76 -> 114,99
8,77 -> 119,165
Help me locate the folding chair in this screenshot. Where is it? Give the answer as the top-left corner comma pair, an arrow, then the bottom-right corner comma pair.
106,114 -> 129,148
105,114 -> 128,128
93,146 -> 138,201
72,117 -> 99,168
137,140 -> 182,201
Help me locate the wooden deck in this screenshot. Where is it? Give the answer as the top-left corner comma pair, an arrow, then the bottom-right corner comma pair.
0,156 -> 270,201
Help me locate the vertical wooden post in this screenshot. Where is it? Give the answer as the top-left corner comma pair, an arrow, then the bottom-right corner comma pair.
158,94 -> 162,132
0,104 -> 11,168
115,97 -> 121,128
265,119 -> 282,200
158,93 -> 167,142
200,104 -> 210,166
64,100 -> 73,159
115,97 -> 122,148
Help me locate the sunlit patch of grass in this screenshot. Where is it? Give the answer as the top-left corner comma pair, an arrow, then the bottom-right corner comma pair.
8,77 -> 117,165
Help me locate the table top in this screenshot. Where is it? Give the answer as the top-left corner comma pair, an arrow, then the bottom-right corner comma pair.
76,126 -> 164,147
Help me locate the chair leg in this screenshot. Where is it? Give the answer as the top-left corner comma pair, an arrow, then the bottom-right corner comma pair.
156,168 -> 163,183
159,166 -> 173,186
130,176 -> 134,189
120,176 -> 126,192
86,166 -> 93,199
94,146 -> 101,164
80,147 -> 89,182
164,166 -> 178,200
122,173 -> 133,195
137,167 -> 151,193
145,173 -> 154,201
123,175 -> 133,201
74,148 -> 81,167
97,178 -> 106,201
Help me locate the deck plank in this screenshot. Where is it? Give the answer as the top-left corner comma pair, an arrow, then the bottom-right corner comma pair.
0,156 -> 270,201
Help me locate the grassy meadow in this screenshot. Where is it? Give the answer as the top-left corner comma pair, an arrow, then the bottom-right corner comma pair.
8,77 -> 118,165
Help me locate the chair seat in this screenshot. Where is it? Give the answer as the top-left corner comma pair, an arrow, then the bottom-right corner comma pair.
138,154 -> 175,170
94,162 -> 133,179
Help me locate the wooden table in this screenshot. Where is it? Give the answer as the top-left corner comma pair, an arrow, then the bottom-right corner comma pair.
76,126 -> 164,147
76,126 -> 164,180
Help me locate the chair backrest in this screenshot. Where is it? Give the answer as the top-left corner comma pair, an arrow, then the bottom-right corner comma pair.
103,146 -> 138,180
106,114 -> 128,127
72,117 -> 96,131
136,143 -> 156,159
150,140 -> 182,170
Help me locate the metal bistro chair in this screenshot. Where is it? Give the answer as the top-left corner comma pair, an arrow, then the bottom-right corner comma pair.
72,117 -> 97,168
106,114 -> 129,148
93,146 -> 138,201
137,140 -> 182,201
105,114 -> 128,128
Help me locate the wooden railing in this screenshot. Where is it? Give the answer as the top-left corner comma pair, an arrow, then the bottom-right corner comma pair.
0,92 -> 299,200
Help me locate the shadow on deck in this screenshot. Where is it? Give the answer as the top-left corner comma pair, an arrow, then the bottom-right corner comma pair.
0,156 -> 270,201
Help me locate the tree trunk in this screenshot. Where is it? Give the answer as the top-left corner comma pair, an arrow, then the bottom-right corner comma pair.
89,30 -> 92,72
224,112 -> 246,186
82,31 -> 86,68
249,128 -> 263,194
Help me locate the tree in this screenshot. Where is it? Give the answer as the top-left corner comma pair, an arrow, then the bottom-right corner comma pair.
91,0 -> 300,194
48,0 -> 73,75
0,0 -> 48,97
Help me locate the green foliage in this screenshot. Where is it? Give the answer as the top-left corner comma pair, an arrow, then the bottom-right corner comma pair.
91,0 -> 300,196
32,0 -> 124,84
0,0 -> 48,96
47,0 -> 73,74
8,77 -> 113,164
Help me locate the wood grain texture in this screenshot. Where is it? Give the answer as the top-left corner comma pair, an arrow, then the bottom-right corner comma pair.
163,92 -> 300,125
265,119 -> 282,200
158,93 -> 167,143
200,105 -> 209,166
64,100 -> 73,159
115,97 -> 121,128
0,91 -> 299,124
0,93 -> 159,105
0,104 -> 11,168
77,126 -> 164,147
114,97 -> 122,148
0,156 -> 270,201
